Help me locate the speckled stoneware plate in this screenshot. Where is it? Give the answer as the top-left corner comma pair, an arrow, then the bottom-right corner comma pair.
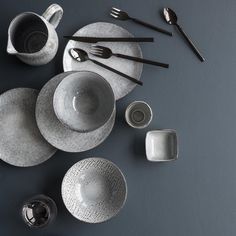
0,88 -> 56,167
61,157 -> 127,223
35,72 -> 116,153
63,22 -> 143,100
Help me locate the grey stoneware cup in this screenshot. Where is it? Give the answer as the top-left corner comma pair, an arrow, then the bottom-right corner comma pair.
7,4 -> 63,66
125,101 -> 153,129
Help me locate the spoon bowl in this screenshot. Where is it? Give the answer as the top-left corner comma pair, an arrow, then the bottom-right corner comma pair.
163,8 -> 177,25
69,48 -> 88,62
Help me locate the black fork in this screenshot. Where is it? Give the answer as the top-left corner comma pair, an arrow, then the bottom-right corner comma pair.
110,7 -> 172,36
90,45 -> 169,68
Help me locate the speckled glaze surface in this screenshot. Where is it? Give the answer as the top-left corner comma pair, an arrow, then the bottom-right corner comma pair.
0,88 -> 57,167
7,4 -> 63,66
145,130 -> 178,162
61,157 -> 127,223
63,22 -> 143,100
53,71 -> 115,132
35,72 -> 116,152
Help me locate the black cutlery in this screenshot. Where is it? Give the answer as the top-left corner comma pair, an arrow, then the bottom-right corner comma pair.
110,7 -> 172,36
163,8 -> 205,62
64,36 -> 154,43
90,45 -> 169,68
69,48 -> 143,86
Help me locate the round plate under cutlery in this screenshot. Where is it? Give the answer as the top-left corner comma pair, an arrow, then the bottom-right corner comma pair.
35,72 -> 116,153
63,22 -> 143,100
0,88 -> 56,167
62,157 -> 127,223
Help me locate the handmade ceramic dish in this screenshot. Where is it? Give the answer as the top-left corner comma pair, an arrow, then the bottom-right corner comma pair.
125,101 -> 153,129
145,130 -> 178,162
0,88 -> 56,167
36,72 -> 115,152
61,157 -> 127,223
7,4 -> 63,65
53,71 -> 115,132
63,22 -> 143,100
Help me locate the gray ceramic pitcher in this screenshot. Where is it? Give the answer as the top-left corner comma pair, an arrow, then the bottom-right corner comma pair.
7,4 -> 63,66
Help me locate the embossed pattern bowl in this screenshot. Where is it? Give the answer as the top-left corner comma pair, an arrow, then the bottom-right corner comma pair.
53,71 -> 115,132
61,158 -> 127,223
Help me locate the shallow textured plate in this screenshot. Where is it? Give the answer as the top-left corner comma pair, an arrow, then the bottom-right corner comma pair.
63,22 -> 143,100
0,88 -> 56,167
61,157 -> 127,223
35,72 -> 116,152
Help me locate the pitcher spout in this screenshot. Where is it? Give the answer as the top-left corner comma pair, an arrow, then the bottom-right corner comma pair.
7,37 -> 17,55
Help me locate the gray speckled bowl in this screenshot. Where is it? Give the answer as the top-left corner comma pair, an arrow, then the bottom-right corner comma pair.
53,71 -> 115,132
61,157 -> 127,223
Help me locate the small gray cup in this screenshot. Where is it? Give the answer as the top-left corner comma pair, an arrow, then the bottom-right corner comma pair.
125,101 -> 153,129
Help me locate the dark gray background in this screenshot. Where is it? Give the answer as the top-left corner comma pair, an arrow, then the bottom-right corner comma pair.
0,0 -> 235,235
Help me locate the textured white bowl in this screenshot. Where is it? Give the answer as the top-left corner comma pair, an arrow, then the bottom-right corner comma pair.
61,158 -> 127,223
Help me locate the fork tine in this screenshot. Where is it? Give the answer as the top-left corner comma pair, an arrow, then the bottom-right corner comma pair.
112,7 -> 121,12
90,51 -> 103,57
90,49 -> 103,55
92,45 -> 104,50
110,12 -> 119,18
91,50 -> 103,55
110,10 -> 120,16
90,47 -> 103,53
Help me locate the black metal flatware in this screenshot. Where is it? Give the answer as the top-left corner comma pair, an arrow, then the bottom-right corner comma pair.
163,7 -> 205,62
110,7 -> 172,36
90,45 -> 169,68
64,36 -> 154,43
69,48 -> 143,86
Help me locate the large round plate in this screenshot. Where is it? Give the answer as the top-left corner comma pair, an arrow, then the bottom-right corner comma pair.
35,72 -> 116,152
63,22 -> 143,100
61,157 -> 127,223
0,88 -> 56,167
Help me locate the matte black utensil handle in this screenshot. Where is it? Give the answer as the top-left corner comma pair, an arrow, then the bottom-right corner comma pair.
90,59 -> 143,86
176,24 -> 205,62
64,36 -> 154,43
114,53 -> 169,68
131,17 -> 172,36
91,37 -> 154,42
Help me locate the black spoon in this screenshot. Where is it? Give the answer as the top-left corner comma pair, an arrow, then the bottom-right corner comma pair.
163,7 -> 205,62
69,48 -> 142,86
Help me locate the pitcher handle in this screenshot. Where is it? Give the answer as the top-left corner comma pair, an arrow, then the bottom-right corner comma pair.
42,4 -> 63,29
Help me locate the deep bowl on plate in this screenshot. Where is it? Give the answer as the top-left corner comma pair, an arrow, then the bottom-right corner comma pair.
61,157 -> 127,223
53,71 -> 115,132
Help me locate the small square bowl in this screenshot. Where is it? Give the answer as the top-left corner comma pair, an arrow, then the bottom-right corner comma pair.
145,130 -> 178,162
